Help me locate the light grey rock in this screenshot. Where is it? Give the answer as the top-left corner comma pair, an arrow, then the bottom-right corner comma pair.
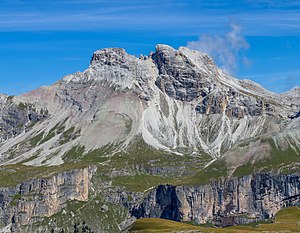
1,44 -> 299,163
0,166 -> 96,227
131,173 -> 300,226
0,44 -> 299,232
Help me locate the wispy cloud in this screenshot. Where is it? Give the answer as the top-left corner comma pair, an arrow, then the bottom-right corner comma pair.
1,0 -> 300,36
242,70 -> 300,93
283,75 -> 300,92
187,20 -> 249,75
245,0 -> 300,8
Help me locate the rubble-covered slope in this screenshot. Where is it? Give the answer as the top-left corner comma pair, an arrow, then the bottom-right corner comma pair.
0,44 -> 299,232
0,45 -> 298,166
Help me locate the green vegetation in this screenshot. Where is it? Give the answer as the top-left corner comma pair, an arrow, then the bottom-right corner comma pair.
4,132 -> 300,194
233,138 -> 300,177
58,126 -> 77,145
20,152 -> 40,163
39,108 -> 49,116
29,119 -> 70,147
0,162 -> 89,187
60,137 -> 213,192
179,136 -> 300,186
30,131 -> 45,147
184,221 -> 215,228
181,160 -> 228,186
62,145 -> 110,164
60,139 -> 182,192
83,147 -> 112,163
96,137 -> 213,191
16,123 -> 24,129
63,146 -> 85,162
17,102 -> 27,110
0,129 -> 299,232
39,122 -> 66,144
112,174 -> 176,192
130,218 -> 204,232
111,137 -> 212,175
38,195 -> 128,233
10,193 -> 21,206
27,120 -> 38,128
129,206 -> 300,232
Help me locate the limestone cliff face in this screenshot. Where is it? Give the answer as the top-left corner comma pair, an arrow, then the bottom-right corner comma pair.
131,173 -> 300,226
0,167 -> 95,227
0,45 -> 299,232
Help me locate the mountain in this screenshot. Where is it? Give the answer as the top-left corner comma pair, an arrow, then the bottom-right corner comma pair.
0,44 -> 299,232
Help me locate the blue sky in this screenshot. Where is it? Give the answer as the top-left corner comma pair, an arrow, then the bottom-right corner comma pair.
0,0 -> 300,95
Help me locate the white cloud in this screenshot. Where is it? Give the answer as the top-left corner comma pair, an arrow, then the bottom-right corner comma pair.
187,21 -> 249,75
241,70 -> 300,93
284,75 -> 300,92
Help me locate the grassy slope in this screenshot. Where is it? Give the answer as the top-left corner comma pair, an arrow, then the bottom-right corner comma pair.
0,162 -> 90,187
129,206 -> 300,232
30,195 -> 128,233
180,136 -> 300,186
232,138 -> 300,177
0,134 -> 299,232
0,137 -> 213,232
1,134 -> 299,190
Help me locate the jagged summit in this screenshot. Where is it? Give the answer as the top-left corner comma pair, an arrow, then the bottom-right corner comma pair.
62,45 -> 275,102
91,47 -> 128,65
0,44 -> 299,165
284,86 -> 300,93
0,94 -> 8,104
0,44 -> 299,232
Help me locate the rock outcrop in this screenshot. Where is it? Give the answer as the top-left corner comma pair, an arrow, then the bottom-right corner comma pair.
1,45 -> 299,164
0,167 -> 95,228
0,45 -> 299,232
0,95 -> 47,142
131,173 -> 300,226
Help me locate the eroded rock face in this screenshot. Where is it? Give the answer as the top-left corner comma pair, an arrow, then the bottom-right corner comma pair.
1,45 -> 299,165
0,44 -> 299,232
91,48 -> 128,67
153,45 -> 215,102
0,96 -> 47,142
131,173 -> 300,226
152,45 -> 276,118
0,167 -> 95,227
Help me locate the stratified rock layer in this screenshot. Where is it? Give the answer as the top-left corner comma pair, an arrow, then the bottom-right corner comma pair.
0,44 -> 299,232
0,167 -> 95,227
132,173 -> 300,226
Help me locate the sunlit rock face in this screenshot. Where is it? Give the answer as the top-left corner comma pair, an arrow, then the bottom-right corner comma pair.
132,173 -> 300,226
0,167 -> 95,227
1,44 -> 298,164
0,44 -> 299,231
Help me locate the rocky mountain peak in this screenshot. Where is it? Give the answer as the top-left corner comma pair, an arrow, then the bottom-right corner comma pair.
152,44 -> 220,102
154,44 -> 215,68
281,86 -> 300,112
62,47 -> 140,89
0,94 -> 9,105
1,44 -> 299,166
0,44 -> 300,233
90,47 -> 128,66
62,45 -> 220,95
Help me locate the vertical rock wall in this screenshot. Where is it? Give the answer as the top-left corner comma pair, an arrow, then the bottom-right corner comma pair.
0,167 -> 95,227
132,173 -> 300,226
